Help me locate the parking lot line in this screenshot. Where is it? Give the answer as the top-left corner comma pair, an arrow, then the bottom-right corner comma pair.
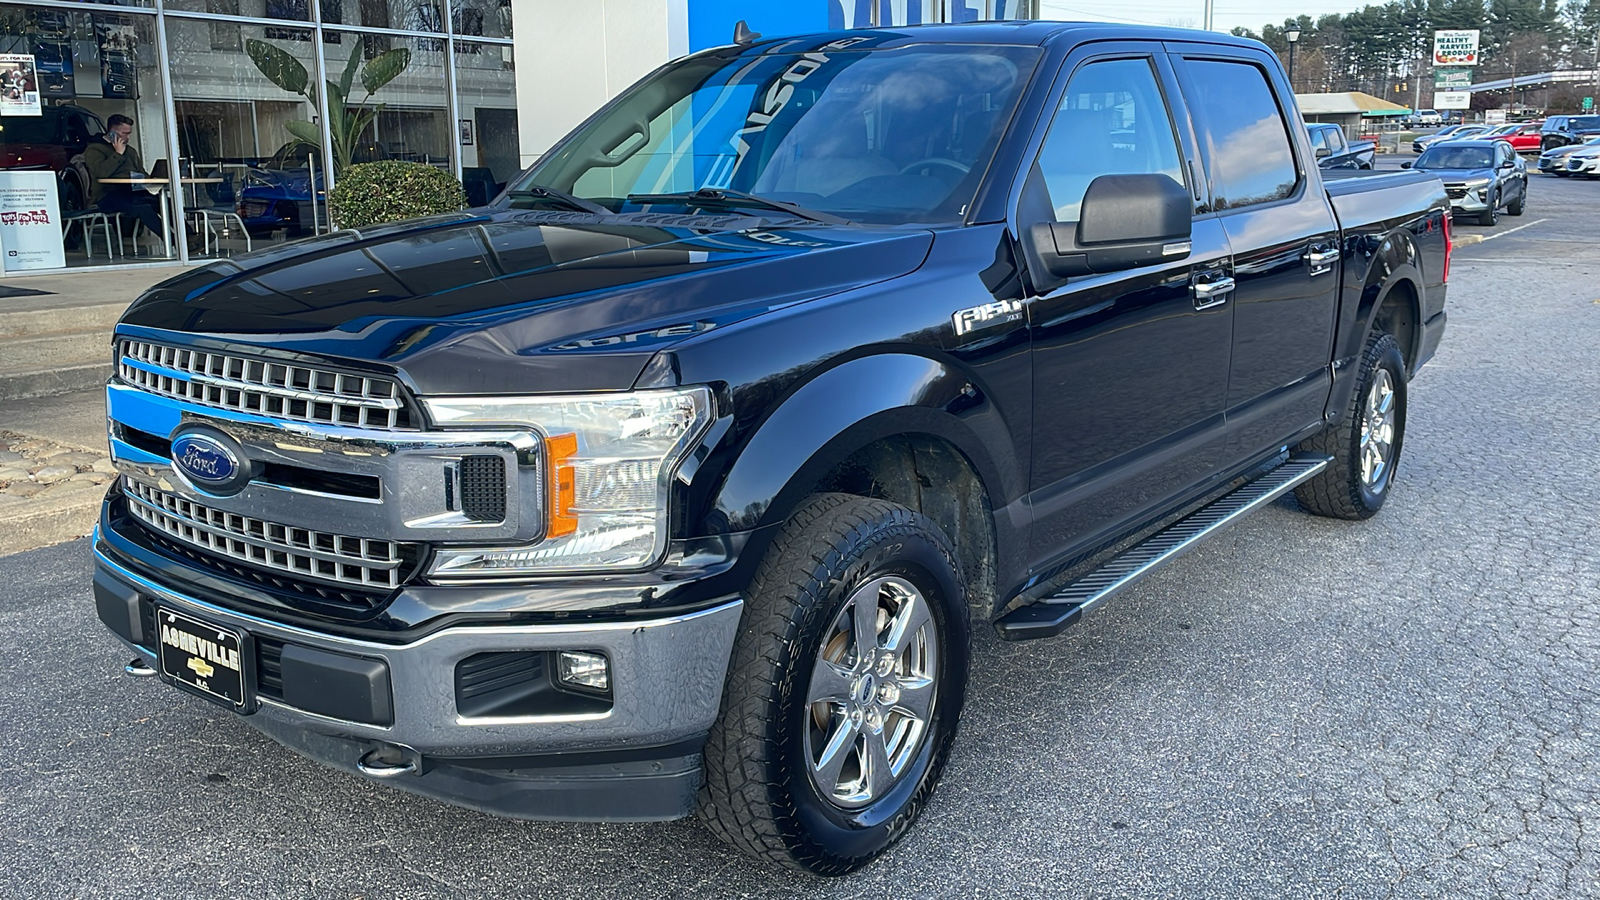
1477,218 -> 1549,241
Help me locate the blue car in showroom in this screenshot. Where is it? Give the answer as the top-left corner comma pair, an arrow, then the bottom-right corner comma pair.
236,142 -> 326,236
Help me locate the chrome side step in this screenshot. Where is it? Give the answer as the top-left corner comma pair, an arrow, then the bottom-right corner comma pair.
995,454 -> 1332,642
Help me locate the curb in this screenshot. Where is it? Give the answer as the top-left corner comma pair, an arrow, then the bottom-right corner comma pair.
1452,234 -> 1485,248
0,362 -> 111,402
0,485 -> 102,558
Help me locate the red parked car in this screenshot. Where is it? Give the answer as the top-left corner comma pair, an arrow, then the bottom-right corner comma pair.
1486,121 -> 1544,154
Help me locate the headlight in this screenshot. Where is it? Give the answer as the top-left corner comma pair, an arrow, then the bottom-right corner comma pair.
422,387 -> 713,578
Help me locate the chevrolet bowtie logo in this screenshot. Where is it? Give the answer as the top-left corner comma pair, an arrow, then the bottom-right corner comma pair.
187,656 -> 215,679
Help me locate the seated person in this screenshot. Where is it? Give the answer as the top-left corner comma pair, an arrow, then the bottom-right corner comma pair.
84,114 -> 200,253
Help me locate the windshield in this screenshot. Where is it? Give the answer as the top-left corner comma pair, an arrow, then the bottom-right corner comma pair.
1416,146 -> 1493,169
510,41 -> 1040,224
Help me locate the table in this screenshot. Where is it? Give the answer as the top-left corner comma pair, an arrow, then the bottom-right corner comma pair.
98,176 -> 224,258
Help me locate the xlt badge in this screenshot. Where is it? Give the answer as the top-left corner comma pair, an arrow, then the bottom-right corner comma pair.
952,299 -> 1025,336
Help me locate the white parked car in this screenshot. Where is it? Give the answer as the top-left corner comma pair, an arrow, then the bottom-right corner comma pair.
1561,143 -> 1600,177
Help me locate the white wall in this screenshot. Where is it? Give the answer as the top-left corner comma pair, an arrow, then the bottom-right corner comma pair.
512,0 -> 690,167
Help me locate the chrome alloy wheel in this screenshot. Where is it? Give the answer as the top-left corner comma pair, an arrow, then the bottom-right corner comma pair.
803,576 -> 939,809
1360,368 -> 1397,488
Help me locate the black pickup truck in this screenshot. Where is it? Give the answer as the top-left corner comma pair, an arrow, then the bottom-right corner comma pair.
93,22 -> 1449,875
1307,121 -> 1377,169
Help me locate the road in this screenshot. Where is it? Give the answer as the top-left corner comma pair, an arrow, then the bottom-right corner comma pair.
2,175 -> 1598,899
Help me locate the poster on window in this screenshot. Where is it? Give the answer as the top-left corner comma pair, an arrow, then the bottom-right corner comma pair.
94,16 -> 139,100
34,9 -> 76,99
0,54 -> 42,116
0,170 -> 66,272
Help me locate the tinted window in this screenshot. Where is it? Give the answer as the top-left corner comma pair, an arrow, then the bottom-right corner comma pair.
1032,57 -> 1185,223
1307,126 -> 1328,153
1416,146 -> 1492,169
1183,59 -> 1298,209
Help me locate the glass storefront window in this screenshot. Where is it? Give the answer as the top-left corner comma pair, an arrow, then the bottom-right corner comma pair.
452,0 -> 510,40
454,39 -> 516,203
324,0 -> 444,33
0,0 -> 511,272
322,32 -> 450,176
0,5 -> 171,268
166,17 -> 324,250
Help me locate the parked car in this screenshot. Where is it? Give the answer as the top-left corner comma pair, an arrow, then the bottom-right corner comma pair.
1413,124 -> 1491,153
94,22 -> 1449,874
1307,122 -> 1375,169
1559,142 -> 1600,177
1405,139 -> 1528,225
1414,108 -> 1443,126
1485,121 -> 1543,154
1539,115 -> 1600,151
1537,134 -> 1600,174
0,103 -> 106,213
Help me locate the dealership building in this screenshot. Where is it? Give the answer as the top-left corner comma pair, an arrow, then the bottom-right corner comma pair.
0,0 -> 1036,272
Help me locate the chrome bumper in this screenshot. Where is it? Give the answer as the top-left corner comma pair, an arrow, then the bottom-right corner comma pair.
97,539 -> 743,757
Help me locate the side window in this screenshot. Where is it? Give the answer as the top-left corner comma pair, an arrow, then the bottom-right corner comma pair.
1031,57 -> 1185,223
1328,128 -> 1345,153
1182,59 -> 1299,210
1307,127 -> 1328,154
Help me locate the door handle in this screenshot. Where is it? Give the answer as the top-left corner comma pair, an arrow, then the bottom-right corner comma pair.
1305,246 -> 1341,273
1191,276 -> 1235,310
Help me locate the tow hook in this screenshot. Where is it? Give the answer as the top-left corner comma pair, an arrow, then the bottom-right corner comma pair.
124,658 -> 156,677
357,743 -> 423,778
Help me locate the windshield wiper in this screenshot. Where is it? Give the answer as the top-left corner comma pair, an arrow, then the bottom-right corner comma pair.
506,184 -> 610,216
626,188 -> 849,225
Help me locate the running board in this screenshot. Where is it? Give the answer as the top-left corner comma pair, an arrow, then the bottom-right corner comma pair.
995,454 -> 1332,642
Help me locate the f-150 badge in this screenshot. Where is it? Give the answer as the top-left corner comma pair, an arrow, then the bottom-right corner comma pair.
952,299 -> 1025,336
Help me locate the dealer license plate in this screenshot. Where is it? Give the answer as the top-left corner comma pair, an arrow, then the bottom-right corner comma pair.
155,607 -> 253,712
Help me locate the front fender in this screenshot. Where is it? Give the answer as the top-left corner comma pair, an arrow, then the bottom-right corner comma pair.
700,353 -> 1019,536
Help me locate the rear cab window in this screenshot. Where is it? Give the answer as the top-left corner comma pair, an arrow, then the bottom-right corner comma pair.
1177,58 -> 1301,210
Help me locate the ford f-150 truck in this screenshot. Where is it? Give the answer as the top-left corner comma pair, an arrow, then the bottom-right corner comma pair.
93,22 -> 1448,875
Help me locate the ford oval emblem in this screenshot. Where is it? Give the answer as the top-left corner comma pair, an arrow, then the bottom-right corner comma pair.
171,432 -> 241,489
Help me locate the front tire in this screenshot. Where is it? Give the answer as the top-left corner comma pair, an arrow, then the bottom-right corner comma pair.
1477,190 -> 1499,226
699,494 -> 970,875
1294,331 -> 1407,520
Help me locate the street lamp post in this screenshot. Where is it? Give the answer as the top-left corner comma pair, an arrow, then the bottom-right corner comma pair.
1286,25 -> 1302,91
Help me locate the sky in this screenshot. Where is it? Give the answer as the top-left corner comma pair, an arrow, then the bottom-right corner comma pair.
1038,0 -> 1375,36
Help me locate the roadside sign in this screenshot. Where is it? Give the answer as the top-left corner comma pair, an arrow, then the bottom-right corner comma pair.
1484,109 -> 1508,124
1435,90 -> 1472,110
1585,96 -> 1594,110
1435,68 -> 1472,89
1433,29 -> 1481,66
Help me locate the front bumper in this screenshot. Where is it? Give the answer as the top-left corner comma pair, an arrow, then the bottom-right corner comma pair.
94,535 -> 744,820
1446,189 -> 1492,214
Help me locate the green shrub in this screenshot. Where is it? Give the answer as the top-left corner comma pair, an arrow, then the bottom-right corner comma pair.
328,160 -> 467,229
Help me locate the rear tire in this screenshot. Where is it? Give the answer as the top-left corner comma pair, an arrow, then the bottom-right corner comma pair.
1294,331 -> 1407,520
698,493 -> 970,875
1508,186 -> 1525,216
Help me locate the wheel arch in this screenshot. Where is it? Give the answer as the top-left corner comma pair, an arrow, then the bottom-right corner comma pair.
699,353 -> 1019,617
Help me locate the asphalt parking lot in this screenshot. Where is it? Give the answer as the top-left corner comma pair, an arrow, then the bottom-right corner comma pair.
3,170 -> 1598,899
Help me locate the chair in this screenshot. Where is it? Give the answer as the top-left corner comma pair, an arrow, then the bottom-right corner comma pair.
61,209 -> 124,259
461,167 -> 504,207
184,165 -> 252,256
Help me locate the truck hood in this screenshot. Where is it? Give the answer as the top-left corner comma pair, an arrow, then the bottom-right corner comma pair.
118,210 -> 934,395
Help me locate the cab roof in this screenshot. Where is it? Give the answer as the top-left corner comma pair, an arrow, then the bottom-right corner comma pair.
697,20 -> 1268,55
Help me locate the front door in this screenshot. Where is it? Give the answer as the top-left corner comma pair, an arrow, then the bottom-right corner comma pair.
1021,49 -> 1235,573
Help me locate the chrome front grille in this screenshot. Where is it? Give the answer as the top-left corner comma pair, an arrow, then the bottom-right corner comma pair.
117,339 -> 414,430
123,478 -> 415,592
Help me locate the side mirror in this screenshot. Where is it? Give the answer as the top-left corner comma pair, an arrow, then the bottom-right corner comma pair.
1023,174 -> 1192,285
1400,161 -> 1413,168
1315,146 -> 1331,159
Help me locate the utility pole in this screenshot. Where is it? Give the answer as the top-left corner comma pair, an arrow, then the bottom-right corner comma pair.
1203,0 -> 1213,31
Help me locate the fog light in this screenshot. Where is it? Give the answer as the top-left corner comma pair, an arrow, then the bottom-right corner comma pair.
556,650 -> 610,692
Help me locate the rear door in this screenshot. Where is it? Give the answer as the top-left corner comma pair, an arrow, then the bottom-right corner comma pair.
1019,43 -> 1235,570
1169,46 -> 1340,465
